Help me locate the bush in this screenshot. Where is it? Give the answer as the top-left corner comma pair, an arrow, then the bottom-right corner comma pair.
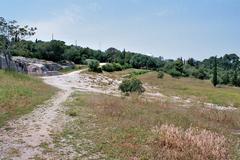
119,78 -> 145,94
112,63 -> 122,71
87,59 -> 100,72
192,68 -> 209,80
95,67 -> 103,73
157,71 -> 164,79
168,68 -> 182,78
102,63 -> 114,72
102,63 -> 123,72
122,63 -> 132,69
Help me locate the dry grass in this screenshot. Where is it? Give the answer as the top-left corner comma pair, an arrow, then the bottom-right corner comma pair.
139,72 -> 240,107
0,70 -> 56,126
151,124 -> 229,160
57,92 -> 240,159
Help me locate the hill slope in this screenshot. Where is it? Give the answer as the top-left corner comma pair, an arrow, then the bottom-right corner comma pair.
0,70 -> 56,126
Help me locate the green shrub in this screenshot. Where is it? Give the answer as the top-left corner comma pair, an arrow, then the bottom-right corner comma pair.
129,70 -> 149,78
157,71 -> 164,79
122,63 -> 132,69
87,59 -> 100,72
95,67 -> 103,73
168,68 -> 182,78
119,78 -> 145,94
192,68 -> 209,80
102,63 -> 114,72
102,63 -> 123,72
113,63 -> 122,71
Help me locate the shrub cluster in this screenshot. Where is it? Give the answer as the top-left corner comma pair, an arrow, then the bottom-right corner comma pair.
157,71 -> 164,79
102,63 -> 121,72
87,59 -> 102,73
119,78 -> 145,94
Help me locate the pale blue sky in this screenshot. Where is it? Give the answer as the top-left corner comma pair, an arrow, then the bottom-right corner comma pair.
1,0 -> 240,59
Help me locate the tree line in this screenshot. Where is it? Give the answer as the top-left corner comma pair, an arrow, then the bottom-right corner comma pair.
1,17 -> 240,87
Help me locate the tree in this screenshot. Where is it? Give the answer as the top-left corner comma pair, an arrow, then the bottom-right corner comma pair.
231,71 -> 239,86
175,58 -> 184,74
0,17 -> 36,69
221,72 -> 230,85
212,56 -> 218,87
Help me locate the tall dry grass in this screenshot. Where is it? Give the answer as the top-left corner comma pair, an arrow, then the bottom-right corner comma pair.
69,93 -> 235,159
151,124 -> 230,160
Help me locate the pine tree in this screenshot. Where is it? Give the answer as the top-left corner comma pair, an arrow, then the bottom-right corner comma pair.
212,56 -> 218,87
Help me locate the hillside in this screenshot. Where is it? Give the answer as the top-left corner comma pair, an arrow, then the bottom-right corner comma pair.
0,70 -> 56,127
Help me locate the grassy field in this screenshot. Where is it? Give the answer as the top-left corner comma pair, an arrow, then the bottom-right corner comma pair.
97,69 -> 240,107
0,70 -> 56,127
54,92 -> 240,159
139,72 -> 240,107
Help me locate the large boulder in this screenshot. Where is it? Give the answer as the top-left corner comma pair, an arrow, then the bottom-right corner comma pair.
59,60 -> 75,69
0,55 -> 75,76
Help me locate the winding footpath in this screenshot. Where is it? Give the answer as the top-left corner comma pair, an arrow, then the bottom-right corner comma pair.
0,69 -> 119,159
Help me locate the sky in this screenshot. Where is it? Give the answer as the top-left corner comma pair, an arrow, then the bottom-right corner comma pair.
1,0 -> 240,60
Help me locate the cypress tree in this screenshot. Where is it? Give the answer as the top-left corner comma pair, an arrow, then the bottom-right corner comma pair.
212,56 -> 218,87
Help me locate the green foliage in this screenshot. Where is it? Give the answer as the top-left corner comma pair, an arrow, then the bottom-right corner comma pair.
102,63 -> 114,72
112,63 -> 122,71
102,63 -> 122,72
221,72 -> 230,85
175,59 -> 184,74
122,63 -> 132,69
157,71 -> 164,79
129,70 -> 149,78
119,78 -> 145,94
212,56 -> 218,87
231,71 -> 240,87
87,59 -> 100,72
192,68 -> 209,80
168,68 -> 182,78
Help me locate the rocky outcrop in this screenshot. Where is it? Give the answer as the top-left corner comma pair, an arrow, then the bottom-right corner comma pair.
0,55 -> 75,76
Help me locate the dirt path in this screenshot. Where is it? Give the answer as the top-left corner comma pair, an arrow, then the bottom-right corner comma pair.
0,90 -> 72,159
0,69 -> 120,159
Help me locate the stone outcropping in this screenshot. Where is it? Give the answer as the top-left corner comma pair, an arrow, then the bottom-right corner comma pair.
0,55 -> 75,76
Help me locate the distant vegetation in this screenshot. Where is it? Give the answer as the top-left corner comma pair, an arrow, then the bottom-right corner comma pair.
2,38 -> 240,87
1,17 -> 240,87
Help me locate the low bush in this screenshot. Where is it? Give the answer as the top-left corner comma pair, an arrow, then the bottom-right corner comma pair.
87,59 -> 101,72
167,68 -> 182,78
119,78 -> 145,94
192,68 -> 209,80
102,63 -> 123,72
157,71 -> 164,79
102,63 -> 114,72
121,63 -> 132,69
112,63 -> 122,71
